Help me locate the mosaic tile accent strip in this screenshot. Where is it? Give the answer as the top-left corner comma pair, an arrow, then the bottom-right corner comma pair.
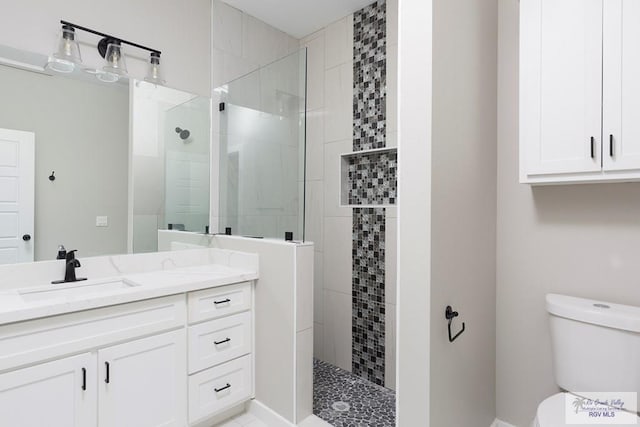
348,150 -> 397,205
352,207 -> 386,385
313,358 -> 396,427
353,0 -> 387,152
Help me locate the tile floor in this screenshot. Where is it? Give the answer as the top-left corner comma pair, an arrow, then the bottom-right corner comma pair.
218,412 -> 268,427
313,359 -> 396,427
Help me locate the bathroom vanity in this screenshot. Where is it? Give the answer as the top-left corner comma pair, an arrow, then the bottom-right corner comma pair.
0,252 -> 258,427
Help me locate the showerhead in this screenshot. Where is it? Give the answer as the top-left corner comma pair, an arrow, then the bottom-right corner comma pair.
175,127 -> 191,140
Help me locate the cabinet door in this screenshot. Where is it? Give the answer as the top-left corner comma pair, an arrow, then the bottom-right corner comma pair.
0,353 -> 96,427
521,0 -> 603,179
603,0 -> 640,172
98,330 -> 187,427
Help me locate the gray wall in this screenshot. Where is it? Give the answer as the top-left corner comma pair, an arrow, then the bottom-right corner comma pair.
496,1 -> 640,425
430,0 -> 498,425
0,65 -> 129,260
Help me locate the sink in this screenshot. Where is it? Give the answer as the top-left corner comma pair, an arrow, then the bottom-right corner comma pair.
19,279 -> 140,302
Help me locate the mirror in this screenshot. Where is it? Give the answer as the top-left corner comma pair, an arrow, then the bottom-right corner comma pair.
0,45 -> 210,264
131,81 -> 211,254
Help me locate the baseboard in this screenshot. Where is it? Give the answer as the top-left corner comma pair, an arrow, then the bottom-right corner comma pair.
492,419 -> 519,427
248,400 -> 296,427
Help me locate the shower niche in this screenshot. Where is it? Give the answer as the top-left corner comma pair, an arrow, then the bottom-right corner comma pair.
340,147 -> 398,207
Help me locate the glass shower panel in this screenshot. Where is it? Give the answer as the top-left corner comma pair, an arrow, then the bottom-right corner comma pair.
217,49 -> 306,240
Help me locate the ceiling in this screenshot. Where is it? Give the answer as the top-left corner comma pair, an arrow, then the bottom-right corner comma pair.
221,0 -> 375,39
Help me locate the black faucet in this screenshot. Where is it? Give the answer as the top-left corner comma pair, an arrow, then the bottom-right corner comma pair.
52,250 -> 87,284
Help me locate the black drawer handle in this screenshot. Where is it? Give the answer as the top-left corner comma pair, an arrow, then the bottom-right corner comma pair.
214,298 -> 231,305
590,136 -> 596,159
82,367 -> 86,391
105,361 -> 110,384
214,337 -> 231,345
214,383 -> 231,393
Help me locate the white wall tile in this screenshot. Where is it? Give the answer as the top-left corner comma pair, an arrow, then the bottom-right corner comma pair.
296,245 -> 314,332
296,328 -> 314,422
301,33 -> 325,111
212,1 -> 243,54
386,42 -> 398,134
384,303 -> 396,390
242,13 -> 295,67
323,290 -> 352,371
386,0 -> 398,47
313,322 -> 324,360
314,251 -> 324,324
385,214 -> 397,306
323,217 -> 352,295
325,17 -> 352,69
305,181 -> 324,251
305,110 -> 324,181
324,62 -> 353,143
323,140 -> 352,217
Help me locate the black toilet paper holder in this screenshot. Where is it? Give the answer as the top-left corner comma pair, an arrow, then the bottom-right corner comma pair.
445,305 -> 466,343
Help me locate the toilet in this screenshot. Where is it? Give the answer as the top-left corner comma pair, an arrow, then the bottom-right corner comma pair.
533,294 -> 640,427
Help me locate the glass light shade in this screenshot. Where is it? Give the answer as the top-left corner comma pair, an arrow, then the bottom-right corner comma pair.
96,70 -> 120,83
102,42 -> 127,76
46,27 -> 82,73
144,53 -> 165,85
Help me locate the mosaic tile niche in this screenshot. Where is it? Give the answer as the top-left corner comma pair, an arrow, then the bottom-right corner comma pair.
351,0 -> 394,387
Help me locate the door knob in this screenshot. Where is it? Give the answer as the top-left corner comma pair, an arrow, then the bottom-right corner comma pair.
22,234 -> 31,242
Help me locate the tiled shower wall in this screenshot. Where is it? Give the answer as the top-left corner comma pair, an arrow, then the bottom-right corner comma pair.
302,0 -> 398,389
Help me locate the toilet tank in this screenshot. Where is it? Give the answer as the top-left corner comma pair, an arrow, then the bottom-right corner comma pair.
546,294 -> 640,394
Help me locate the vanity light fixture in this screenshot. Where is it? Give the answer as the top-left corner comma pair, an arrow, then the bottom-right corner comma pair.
46,24 -> 82,73
46,20 -> 164,84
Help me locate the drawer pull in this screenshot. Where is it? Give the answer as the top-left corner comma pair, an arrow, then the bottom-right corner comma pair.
214,337 -> 231,345
214,298 -> 231,305
105,361 -> 110,384
82,367 -> 87,391
214,383 -> 231,393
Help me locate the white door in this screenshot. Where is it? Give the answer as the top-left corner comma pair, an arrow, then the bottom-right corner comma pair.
602,0 -> 640,172
521,0 -> 603,177
98,330 -> 187,427
0,128 -> 34,264
0,353 -> 97,427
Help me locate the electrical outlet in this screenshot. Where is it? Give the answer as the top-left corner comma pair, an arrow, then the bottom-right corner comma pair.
96,216 -> 108,227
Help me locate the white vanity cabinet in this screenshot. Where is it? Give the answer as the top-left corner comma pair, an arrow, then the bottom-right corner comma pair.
186,282 -> 254,425
98,330 -> 187,427
0,281 -> 255,427
520,0 -> 640,184
0,353 -> 96,427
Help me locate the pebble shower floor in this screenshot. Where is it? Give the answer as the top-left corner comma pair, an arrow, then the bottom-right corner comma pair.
313,359 -> 396,427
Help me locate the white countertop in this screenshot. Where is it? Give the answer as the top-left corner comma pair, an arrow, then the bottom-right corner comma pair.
0,263 -> 258,325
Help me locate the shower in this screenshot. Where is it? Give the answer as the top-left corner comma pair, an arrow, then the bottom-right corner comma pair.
175,127 -> 190,140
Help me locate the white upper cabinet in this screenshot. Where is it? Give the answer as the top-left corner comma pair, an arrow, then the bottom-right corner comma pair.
603,0 -> 640,172
521,0 -> 640,184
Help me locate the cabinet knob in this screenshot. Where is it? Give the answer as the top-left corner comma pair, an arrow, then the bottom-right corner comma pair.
22,234 -> 31,242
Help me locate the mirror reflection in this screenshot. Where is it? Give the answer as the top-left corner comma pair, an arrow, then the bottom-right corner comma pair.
0,46 -> 210,263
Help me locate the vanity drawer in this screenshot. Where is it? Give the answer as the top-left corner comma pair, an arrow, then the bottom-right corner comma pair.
188,311 -> 252,374
188,354 -> 252,423
0,295 -> 185,373
187,282 -> 251,324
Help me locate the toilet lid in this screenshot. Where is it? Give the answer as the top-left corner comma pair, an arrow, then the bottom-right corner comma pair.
537,393 -> 640,427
